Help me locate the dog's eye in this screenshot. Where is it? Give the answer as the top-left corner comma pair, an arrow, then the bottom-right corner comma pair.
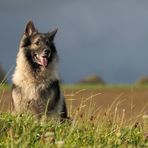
45,39 -> 49,45
35,40 -> 40,45
34,53 -> 37,57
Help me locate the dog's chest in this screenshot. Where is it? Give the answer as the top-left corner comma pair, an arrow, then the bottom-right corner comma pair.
23,82 -> 50,101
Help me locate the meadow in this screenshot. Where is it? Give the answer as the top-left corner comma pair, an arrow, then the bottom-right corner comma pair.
1,84 -> 148,147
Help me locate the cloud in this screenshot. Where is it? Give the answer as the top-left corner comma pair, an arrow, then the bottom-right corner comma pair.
1,0 -> 148,83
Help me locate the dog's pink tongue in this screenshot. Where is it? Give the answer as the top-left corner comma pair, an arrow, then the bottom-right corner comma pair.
40,57 -> 48,67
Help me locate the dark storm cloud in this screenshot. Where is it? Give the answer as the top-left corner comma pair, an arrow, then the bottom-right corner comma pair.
1,0 -> 148,83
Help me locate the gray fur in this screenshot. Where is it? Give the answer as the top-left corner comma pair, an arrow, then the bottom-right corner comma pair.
12,21 -> 67,119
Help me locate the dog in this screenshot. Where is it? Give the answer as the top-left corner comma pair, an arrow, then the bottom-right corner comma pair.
12,21 -> 67,119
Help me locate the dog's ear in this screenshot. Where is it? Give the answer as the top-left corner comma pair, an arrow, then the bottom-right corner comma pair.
48,28 -> 58,41
25,20 -> 36,36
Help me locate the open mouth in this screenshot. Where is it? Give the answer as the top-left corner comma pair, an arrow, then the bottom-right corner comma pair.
34,54 -> 48,68
33,51 -> 50,68
39,56 -> 48,67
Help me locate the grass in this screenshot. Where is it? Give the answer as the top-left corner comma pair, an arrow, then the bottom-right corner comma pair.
0,84 -> 11,91
0,111 -> 148,147
1,83 -> 148,91
1,83 -> 148,147
62,83 -> 148,90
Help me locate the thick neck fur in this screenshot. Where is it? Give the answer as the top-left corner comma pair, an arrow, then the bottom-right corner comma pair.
12,47 -> 59,87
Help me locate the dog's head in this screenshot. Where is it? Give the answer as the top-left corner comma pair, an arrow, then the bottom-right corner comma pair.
20,21 -> 58,69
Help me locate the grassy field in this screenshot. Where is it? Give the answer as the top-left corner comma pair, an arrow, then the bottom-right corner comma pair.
0,112 -> 148,147
1,84 -> 148,147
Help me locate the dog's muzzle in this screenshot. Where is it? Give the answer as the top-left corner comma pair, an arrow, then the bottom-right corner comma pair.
39,49 -> 51,67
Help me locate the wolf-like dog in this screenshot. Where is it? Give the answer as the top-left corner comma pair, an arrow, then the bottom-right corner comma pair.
12,21 -> 67,119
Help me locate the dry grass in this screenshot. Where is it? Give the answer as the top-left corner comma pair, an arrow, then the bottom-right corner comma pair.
0,84 -> 148,146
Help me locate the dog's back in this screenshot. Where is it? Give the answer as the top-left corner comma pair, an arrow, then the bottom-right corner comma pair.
12,21 -> 67,119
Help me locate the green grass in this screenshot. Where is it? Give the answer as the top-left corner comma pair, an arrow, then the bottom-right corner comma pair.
1,83 -> 148,91
62,83 -> 148,90
0,83 -> 11,91
1,83 -> 148,147
0,112 -> 148,147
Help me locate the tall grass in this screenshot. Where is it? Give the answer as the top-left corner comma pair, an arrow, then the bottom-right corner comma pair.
0,89 -> 148,147
0,67 -> 148,147
0,109 -> 148,147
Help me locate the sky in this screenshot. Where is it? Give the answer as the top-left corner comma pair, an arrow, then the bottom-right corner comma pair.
1,0 -> 148,84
